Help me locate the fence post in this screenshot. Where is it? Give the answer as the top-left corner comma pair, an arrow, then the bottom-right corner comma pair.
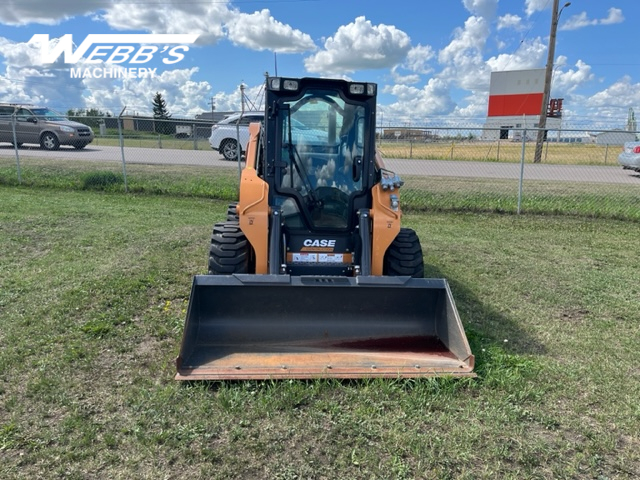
544,136 -> 550,162
158,134 -> 162,149
517,128 -> 526,215
118,107 -> 129,193
604,144 -> 608,164
193,123 -> 197,150
11,113 -> 22,184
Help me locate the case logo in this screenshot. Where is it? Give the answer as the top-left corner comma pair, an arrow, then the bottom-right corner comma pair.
303,239 -> 336,248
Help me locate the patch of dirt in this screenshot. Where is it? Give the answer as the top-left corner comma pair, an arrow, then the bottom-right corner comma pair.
559,308 -> 590,324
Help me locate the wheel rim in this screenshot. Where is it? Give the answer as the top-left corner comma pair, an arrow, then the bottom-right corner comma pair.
42,134 -> 57,149
222,140 -> 237,160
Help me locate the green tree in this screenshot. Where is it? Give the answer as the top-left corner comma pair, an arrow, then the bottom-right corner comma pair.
152,92 -> 171,119
151,92 -> 172,134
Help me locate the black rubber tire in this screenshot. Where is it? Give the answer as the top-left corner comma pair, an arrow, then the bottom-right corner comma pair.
208,221 -> 253,274
383,228 -> 424,278
40,132 -> 60,151
221,139 -> 238,161
226,202 -> 239,222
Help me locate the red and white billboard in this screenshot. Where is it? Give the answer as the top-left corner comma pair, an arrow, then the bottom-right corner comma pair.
487,69 -> 545,117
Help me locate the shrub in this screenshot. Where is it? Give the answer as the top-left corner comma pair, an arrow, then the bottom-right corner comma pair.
82,171 -> 124,190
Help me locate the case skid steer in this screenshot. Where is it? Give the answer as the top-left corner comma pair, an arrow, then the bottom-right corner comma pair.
176,77 -> 474,380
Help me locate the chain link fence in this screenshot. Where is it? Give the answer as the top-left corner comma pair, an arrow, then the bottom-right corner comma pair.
1,114 -> 639,221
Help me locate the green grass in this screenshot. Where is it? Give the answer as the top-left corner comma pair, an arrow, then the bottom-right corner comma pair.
2,156 -> 639,222
0,157 -> 240,199
402,175 -> 640,221
92,134 -> 213,150
0,186 -> 638,479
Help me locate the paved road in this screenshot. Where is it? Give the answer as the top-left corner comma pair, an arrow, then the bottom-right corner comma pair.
0,144 -> 235,168
1,144 -> 638,184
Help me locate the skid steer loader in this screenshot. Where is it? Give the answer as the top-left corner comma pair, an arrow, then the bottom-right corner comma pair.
176,77 -> 474,380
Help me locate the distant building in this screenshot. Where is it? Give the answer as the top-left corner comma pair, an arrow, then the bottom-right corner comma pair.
381,128 -> 435,141
594,130 -> 636,145
195,111 -> 235,123
482,69 -> 562,141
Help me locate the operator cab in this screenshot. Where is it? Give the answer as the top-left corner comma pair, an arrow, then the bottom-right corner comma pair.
263,77 -> 377,275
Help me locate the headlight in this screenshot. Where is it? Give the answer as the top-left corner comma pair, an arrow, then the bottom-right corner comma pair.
59,126 -> 75,133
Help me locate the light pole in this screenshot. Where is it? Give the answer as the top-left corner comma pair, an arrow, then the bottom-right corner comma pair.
533,0 -> 570,163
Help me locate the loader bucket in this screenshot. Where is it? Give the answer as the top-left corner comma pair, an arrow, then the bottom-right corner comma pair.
176,274 -> 474,380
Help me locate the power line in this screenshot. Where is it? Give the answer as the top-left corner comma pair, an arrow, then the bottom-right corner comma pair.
500,0 -> 551,72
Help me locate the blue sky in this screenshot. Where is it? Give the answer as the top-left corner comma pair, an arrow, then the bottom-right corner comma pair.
0,0 -> 637,128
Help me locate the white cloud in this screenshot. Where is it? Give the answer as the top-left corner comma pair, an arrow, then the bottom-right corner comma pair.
0,0 -> 111,26
570,76 -> 640,125
439,16 -> 489,65
404,44 -> 435,74
390,67 -> 421,86
585,76 -> 640,109
304,16 -> 411,75
485,37 -> 546,72
103,2 -> 315,52
560,8 -> 624,31
524,0 -> 549,17
551,59 -> 594,95
100,1 -> 231,45
83,68 -> 212,117
600,8 -> 625,25
497,14 -> 525,31
1,0 -> 316,53
438,16 -> 491,91
0,36 -> 87,109
0,37 -> 43,68
225,9 -> 316,53
452,91 -> 490,118
462,0 -> 498,19
383,78 -> 457,120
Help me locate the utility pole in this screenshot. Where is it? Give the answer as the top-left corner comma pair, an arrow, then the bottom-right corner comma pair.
534,0 -> 570,163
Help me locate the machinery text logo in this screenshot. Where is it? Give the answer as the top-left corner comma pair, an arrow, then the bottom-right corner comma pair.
29,34 -> 200,79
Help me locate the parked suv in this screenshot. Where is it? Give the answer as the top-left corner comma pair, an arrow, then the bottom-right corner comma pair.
209,112 -> 264,160
0,103 -> 95,150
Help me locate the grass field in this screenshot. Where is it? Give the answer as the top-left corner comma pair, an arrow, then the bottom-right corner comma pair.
2,156 -> 639,223
378,139 -> 624,165
0,184 -> 639,479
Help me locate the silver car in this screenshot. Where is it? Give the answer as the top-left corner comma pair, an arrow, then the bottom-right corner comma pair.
618,141 -> 640,172
208,112 -> 264,161
208,112 -> 329,161
0,104 -> 95,150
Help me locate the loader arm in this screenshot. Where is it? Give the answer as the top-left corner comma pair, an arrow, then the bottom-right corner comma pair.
238,122 -> 269,273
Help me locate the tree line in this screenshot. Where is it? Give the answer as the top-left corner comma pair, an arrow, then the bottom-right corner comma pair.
67,92 -> 174,135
